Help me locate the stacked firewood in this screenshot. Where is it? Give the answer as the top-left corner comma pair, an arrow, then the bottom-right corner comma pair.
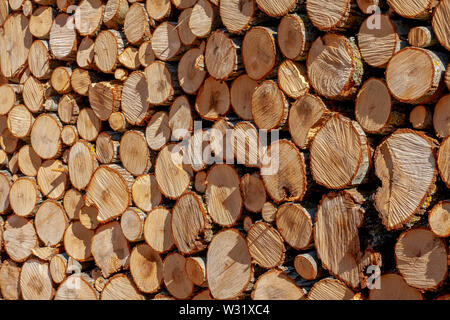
0,0 -> 449,300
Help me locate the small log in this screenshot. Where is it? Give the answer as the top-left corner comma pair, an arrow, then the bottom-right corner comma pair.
89,81 -> 122,121
307,34 -> 363,100
242,26 -> 276,81
369,273 -> 423,300
246,222 -> 285,268
355,78 -> 406,135
177,8 -> 197,46
145,61 -> 177,106
151,22 -> 182,61
409,105 -> 433,130
76,108 -> 101,141
154,144 -> 193,199
409,26 -> 437,47
68,140 -> 97,190
130,243 -> 163,293
55,274 -> 98,300
429,201 -> 450,238
22,77 -> 51,113
185,257 -> 207,287
85,165 -> 131,222
277,14 -> 317,61
386,47 -> 445,105
205,164 -> 242,226
120,207 -> 146,242
7,104 -> 34,139
17,145 -> 40,177
195,76 -> 230,120
294,252 -> 321,280
79,205 -> 99,230
252,269 -> 305,300
256,0 -> 298,17
169,95 -> 193,141
0,84 -> 17,115
93,30 -> 126,73
76,37 -> 95,69
307,278 -> 355,300
95,132 -> 119,164
395,228 -> 447,290
119,47 -> 141,70
288,94 -> 330,149
146,0 -> 171,21
57,94 -> 80,124
172,192 -> 207,254
178,47 -> 206,95
306,0 -> 362,31
0,13 -> 33,79
143,207 -> 173,252
374,129 -> 437,229
71,68 -> 95,96
61,125 -> 78,146
438,136 -> 450,189
29,6 -> 53,39
188,0 -> 216,38
357,14 -> 406,68
0,128 -> 19,154
261,202 -> 276,223
49,13 -> 77,61
63,188 -> 83,220
36,159 -> 67,199
220,0 -> 255,34
0,260 -> 21,300
20,258 -> 54,300
240,173 -> 266,213
114,69 -> 128,82
7,151 -> 19,174
433,94 -> 450,138
124,3 -> 151,45
119,130 -> 150,176
3,215 -> 37,262
74,0 -> 103,37
194,171 -> 207,193
387,0 -> 437,19
28,40 -> 54,79
9,177 -> 40,217
251,80 -> 289,131
103,0 -> 129,29
121,71 -> 151,126
100,274 -> 144,300
230,74 -> 257,121
35,200 -> 67,246
310,114 -> 370,189
131,174 -> 162,212
30,113 -> 62,159
278,60 -> 309,99
91,221 -> 130,278
261,139 -> 307,203
205,30 -> 240,80
49,254 -> 68,284
145,111 -> 171,151
63,221 -> 94,262
108,111 -> 128,132
276,203 -> 312,250
163,252 -> 194,299
206,229 -> 252,300
138,40 -> 155,67
315,190 -> 381,289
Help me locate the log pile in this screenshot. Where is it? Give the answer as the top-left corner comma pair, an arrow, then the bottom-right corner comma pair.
0,0 -> 449,300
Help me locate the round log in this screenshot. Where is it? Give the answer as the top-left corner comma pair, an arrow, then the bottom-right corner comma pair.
306,0 -> 361,31
91,221 -> 130,278
35,200 -> 68,246
79,205 -> 99,230
95,132 -> 118,164
20,258 -> 53,300
143,207 -> 173,252
432,0 -> 450,51
387,0 -> 436,19
395,228 -> 447,290
307,33 -> 363,100
119,130 -> 150,176
261,202 -> 276,223
37,159 -> 67,199
194,171 -> 207,193
103,0 -> 128,29
74,0 -> 103,37
256,0 -> 298,17
63,188 -> 83,220
240,173 -> 266,213
220,0 -> 255,34
7,104 -> 34,139
386,47 -> 445,105
130,243 -> 163,294
138,40 -> 155,68
63,221 -> 94,262
230,74 -> 257,121
278,60 -> 309,99
68,140 -> 97,190
169,95 -> 193,141
294,252 -> 320,280
29,6 -> 53,39
85,166 -> 131,223
151,22 -> 181,61
172,192 -> 207,254
100,274 -> 143,300
4,215 -> 37,262
120,207 -> 146,242
433,94 -> 450,138
30,113 -> 62,159
178,47 -> 206,95
205,30 -> 239,80
409,26 -> 437,47
310,114 -> 370,189
374,129 -> 437,230
409,105 -> 433,130
369,273 -> 423,300
119,47 -> 141,70
189,0 -> 215,38
146,0 -> 171,21
145,61 -> 176,106
71,68 -> 94,96
163,252 -> 194,299
49,13 -> 77,61
89,81 -> 122,121
57,94 -> 80,124
61,125 -> 78,146
17,145 -> 40,177
124,3 -> 151,45
0,260 -> 21,300
195,76 -> 230,120
252,269 -> 305,300
131,174 -> 162,212
22,76 -> 49,113
261,139 -> 307,203
9,177 -> 40,217
438,136 -> 450,189
108,111 -> 128,132
76,37 -> 95,69
145,111 -> 171,151
0,84 -> 16,115
55,274 -> 98,300
185,257 -> 207,287
49,254 -> 67,284
28,40 -> 53,79
307,278 -> 354,300
428,202 -> 450,238
94,30 -> 126,73
207,229 -> 252,300
276,202 -> 312,250
246,222 -> 285,268
121,71 -> 150,125
76,108 -> 101,141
